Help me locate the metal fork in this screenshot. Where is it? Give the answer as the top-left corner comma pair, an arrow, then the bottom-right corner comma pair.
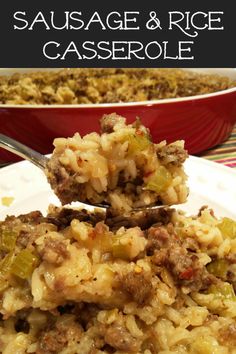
0,133 -> 168,211
0,133 -> 49,170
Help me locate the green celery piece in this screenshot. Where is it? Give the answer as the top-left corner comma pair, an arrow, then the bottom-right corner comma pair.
112,236 -> 131,260
0,230 -> 17,252
208,283 -> 236,301
145,166 -> 172,193
0,252 -> 14,292
127,133 -> 150,154
217,217 -> 236,239
11,250 -> 39,279
207,259 -> 228,278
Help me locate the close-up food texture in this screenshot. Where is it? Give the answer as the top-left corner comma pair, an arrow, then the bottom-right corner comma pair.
1,204 -> 236,353
0,113 -> 236,354
0,68 -> 235,105
46,114 -> 188,210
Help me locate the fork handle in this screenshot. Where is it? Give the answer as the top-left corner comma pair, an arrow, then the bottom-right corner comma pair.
0,134 -> 48,170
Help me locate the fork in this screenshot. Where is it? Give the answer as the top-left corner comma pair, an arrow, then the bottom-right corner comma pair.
0,133 -> 49,170
0,133 -> 168,211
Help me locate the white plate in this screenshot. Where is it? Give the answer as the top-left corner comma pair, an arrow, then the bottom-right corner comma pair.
0,156 -> 236,221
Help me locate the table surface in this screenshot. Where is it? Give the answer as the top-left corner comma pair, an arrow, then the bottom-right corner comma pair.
200,125 -> 236,169
1,126 -> 236,169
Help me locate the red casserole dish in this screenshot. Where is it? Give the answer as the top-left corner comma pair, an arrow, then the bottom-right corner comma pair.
0,68 -> 236,163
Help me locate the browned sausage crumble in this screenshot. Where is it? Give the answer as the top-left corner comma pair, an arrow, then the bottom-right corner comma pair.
0,68 -> 235,105
1,205 -> 236,353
